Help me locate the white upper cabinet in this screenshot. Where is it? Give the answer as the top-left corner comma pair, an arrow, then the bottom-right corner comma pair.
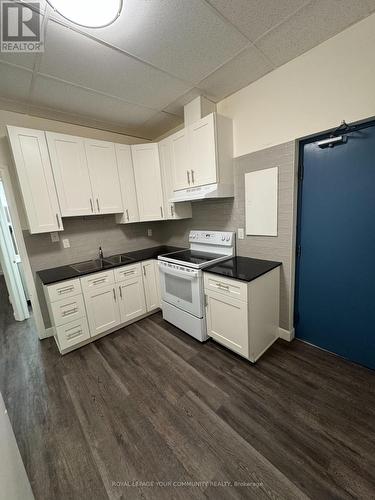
115,144 -> 139,224
7,126 -> 63,234
170,128 -> 191,190
46,132 -> 93,217
84,139 -> 123,214
159,137 -> 192,220
170,113 -> 233,192
131,143 -> 165,221
189,113 -> 217,187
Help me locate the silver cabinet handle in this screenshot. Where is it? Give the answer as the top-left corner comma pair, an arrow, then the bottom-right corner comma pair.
191,169 -> 195,184
171,204 -> 174,218
66,329 -> 82,340
56,214 -> 61,228
160,206 -> 164,218
62,307 -> 78,317
119,286 -> 123,299
143,266 -> 146,276
187,170 -> 190,185
217,283 -> 230,290
57,286 -> 74,295
126,208 -> 129,221
123,270 -> 135,275
92,278 -> 106,285
96,199 -> 100,212
113,288 -> 116,301
90,199 -> 94,213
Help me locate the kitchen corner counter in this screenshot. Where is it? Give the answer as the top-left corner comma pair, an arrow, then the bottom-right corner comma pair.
204,256 -> 282,283
37,246 -> 183,285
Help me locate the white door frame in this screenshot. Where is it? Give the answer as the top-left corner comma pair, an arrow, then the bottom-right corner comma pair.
0,166 -> 45,338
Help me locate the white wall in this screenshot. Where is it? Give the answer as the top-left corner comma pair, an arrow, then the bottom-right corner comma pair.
218,13 -> 375,158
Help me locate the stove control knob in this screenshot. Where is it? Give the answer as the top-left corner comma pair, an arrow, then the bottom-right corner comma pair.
221,235 -> 225,241
226,236 -> 230,241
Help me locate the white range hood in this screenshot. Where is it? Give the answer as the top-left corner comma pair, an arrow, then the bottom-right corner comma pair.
170,183 -> 234,202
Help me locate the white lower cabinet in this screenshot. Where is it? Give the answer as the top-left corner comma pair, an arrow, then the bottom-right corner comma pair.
142,260 -> 161,311
204,267 -> 280,362
84,283 -> 121,337
205,290 -> 248,357
56,317 -> 90,351
118,276 -> 146,323
44,260 -> 162,354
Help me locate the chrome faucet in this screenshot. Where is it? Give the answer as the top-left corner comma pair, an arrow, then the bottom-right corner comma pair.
99,246 -> 104,260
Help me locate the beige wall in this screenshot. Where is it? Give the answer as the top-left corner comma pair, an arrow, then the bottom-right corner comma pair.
218,13 -> 375,157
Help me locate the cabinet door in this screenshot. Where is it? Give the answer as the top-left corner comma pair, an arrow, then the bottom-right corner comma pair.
142,260 -> 160,311
132,144 -> 165,221
170,128 -> 191,190
115,144 -> 139,224
7,126 -> 63,233
159,137 -> 192,220
46,132 -> 93,217
118,276 -> 146,323
189,113 -> 217,187
84,139 -> 123,214
84,283 -> 120,337
206,289 -> 248,357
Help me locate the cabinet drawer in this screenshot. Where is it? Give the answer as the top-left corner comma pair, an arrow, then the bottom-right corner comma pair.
80,270 -> 115,292
50,294 -> 86,327
56,317 -> 90,351
204,273 -> 247,302
45,278 -> 82,303
114,263 -> 141,282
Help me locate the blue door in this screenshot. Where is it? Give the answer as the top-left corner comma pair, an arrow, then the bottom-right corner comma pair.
295,121 -> 375,370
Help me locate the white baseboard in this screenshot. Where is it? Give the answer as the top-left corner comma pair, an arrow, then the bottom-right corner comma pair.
278,327 -> 295,342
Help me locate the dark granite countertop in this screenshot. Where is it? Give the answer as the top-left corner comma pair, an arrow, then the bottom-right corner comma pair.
37,246 -> 184,285
204,256 -> 282,283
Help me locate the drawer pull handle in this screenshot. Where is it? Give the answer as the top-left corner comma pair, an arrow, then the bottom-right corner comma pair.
58,286 -> 74,294
217,284 -> 230,290
123,270 -> 135,275
66,329 -> 82,340
92,278 -> 106,285
62,307 -> 78,317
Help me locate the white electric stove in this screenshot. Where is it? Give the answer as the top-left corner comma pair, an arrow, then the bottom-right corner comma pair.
158,230 -> 235,341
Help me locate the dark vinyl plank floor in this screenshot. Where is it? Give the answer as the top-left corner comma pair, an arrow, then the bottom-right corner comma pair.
0,276 -> 374,499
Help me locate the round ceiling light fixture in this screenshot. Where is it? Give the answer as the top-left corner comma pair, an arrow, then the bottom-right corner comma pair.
46,0 -> 123,29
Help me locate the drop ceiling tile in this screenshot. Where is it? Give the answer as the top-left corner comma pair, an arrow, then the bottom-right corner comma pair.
207,0 -> 308,41
40,21 -> 191,109
74,0 -> 248,83
31,75 -> 156,128
198,45 -> 273,100
163,88 -> 205,117
0,63 -> 32,101
138,112 -> 183,139
256,0 -> 374,66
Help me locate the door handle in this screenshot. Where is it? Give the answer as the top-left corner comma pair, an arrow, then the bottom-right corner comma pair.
187,170 -> 190,185
191,170 -> 195,184
56,213 -> 61,229
113,288 -> 116,301
119,286 -> 123,299
160,206 -> 164,218
90,199 -> 94,213
143,266 -> 146,276
171,204 -> 174,218
96,199 -> 100,212
126,208 -> 129,221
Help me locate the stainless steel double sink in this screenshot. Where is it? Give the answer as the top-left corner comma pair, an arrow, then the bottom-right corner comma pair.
70,254 -> 134,273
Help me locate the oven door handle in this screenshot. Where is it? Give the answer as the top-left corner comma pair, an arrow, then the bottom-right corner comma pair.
159,266 -> 199,280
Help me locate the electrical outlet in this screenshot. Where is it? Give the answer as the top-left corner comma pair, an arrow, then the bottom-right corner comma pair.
62,238 -> 70,249
238,228 -> 245,240
147,228 -> 152,237
50,232 -> 59,243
